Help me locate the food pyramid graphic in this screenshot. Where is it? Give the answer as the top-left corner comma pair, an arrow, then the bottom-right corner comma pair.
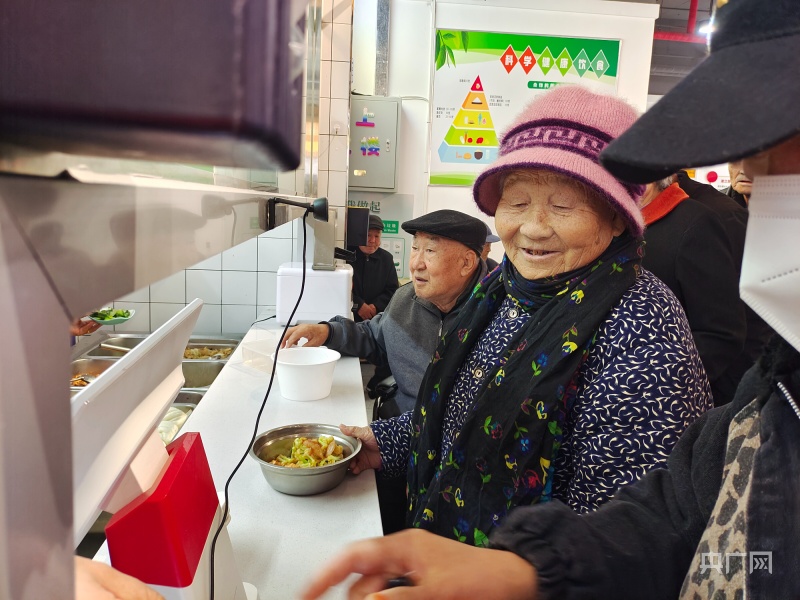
437,76 -> 499,164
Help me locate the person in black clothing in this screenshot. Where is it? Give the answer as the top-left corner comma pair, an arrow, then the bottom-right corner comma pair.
639,176 -> 746,405
676,170 -> 747,257
675,170 -> 774,403
350,214 -> 399,322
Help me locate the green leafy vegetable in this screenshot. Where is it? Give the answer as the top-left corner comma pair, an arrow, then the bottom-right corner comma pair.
90,308 -> 131,321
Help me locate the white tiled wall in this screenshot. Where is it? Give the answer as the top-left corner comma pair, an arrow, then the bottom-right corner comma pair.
112,1 -> 354,336
113,225 -> 295,335
320,0 -> 353,248
186,270 -> 222,305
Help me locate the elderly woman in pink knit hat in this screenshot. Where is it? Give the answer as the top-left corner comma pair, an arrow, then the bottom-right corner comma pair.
343,85 -> 711,545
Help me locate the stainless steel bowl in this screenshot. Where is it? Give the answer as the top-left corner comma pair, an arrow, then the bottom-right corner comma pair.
181,360 -> 225,388
249,423 -> 362,496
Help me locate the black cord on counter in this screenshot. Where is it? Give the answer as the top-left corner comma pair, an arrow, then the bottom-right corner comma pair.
208,211 -> 310,600
252,315 -> 276,324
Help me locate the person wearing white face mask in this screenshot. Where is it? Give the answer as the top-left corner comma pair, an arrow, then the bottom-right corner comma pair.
301,0 -> 800,599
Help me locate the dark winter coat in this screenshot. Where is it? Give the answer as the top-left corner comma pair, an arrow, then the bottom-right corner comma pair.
491,339 -> 800,600
642,184 -> 746,405
350,246 -> 399,322
676,173 -> 774,403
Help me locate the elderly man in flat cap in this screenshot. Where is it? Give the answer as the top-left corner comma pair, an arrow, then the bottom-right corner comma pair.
283,208 -> 487,416
285,209 -> 487,534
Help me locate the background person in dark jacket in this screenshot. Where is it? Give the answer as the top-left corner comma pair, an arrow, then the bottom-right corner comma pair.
350,214 -> 399,322
676,169 -> 747,256
676,170 -> 774,402
640,176 -> 746,405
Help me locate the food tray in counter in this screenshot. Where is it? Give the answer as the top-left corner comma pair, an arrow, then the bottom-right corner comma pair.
182,337 -> 241,360
158,403 -> 195,445
82,335 -> 242,360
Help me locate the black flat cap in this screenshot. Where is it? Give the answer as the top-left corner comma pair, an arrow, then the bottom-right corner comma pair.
485,223 -> 501,244
402,209 -> 486,256
600,0 -> 800,184
368,214 -> 384,231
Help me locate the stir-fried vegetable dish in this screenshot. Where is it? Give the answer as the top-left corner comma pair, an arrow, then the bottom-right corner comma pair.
269,435 -> 344,468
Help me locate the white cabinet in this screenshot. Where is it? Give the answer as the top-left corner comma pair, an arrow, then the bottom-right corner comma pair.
348,96 -> 401,192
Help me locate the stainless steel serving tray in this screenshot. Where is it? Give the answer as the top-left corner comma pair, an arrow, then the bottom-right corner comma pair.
72,334 -> 241,392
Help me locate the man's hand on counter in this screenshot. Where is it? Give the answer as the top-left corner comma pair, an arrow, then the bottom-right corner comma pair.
339,424 -> 382,474
282,323 -> 330,348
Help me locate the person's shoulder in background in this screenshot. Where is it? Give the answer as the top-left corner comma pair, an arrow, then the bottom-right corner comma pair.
676,171 -> 747,220
676,170 -> 748,260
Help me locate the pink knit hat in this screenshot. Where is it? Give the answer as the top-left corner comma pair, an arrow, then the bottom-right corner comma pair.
472,85 -> 646,237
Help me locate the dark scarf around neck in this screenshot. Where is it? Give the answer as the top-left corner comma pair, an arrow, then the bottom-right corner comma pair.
407,234 -> 643,545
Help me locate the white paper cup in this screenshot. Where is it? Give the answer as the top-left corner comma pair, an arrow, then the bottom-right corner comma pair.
273,347 -> 341,401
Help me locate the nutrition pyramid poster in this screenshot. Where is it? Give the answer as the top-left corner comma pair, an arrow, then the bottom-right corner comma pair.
430,29 -> 620,186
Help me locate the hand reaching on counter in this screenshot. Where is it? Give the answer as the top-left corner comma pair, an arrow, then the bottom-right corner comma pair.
75,556 -> 164,600
339,424 -> 381,474
301,528 -> 539,600
282,323 -> 330,349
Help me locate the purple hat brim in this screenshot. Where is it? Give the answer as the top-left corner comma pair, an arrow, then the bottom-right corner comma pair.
473,145 -> 645,238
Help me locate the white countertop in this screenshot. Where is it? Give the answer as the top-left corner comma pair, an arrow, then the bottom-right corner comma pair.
181,323 -> 382,599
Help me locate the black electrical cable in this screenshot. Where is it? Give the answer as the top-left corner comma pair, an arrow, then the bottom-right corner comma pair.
208,211 -> 311,600
252,315 -> 276,324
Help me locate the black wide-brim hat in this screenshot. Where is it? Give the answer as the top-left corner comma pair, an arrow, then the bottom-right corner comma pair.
600,0 -> 800,184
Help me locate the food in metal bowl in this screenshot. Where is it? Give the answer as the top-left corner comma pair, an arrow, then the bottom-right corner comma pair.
268,435 -> 344,468
250,423 -> 361,495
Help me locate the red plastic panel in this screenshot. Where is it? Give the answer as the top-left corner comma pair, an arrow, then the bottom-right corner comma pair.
105,432 -> 218,587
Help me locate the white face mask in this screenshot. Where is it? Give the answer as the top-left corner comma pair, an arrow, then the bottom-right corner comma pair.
739,174 -> 800,353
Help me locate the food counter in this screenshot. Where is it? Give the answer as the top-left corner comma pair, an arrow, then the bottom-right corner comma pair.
170,323 -> 381,599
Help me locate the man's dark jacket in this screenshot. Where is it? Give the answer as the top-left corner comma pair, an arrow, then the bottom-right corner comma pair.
350,246 -> 399,322
676,172 -> 774,403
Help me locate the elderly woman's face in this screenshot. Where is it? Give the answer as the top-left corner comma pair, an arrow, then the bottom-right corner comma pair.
495,172 -> 625,280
